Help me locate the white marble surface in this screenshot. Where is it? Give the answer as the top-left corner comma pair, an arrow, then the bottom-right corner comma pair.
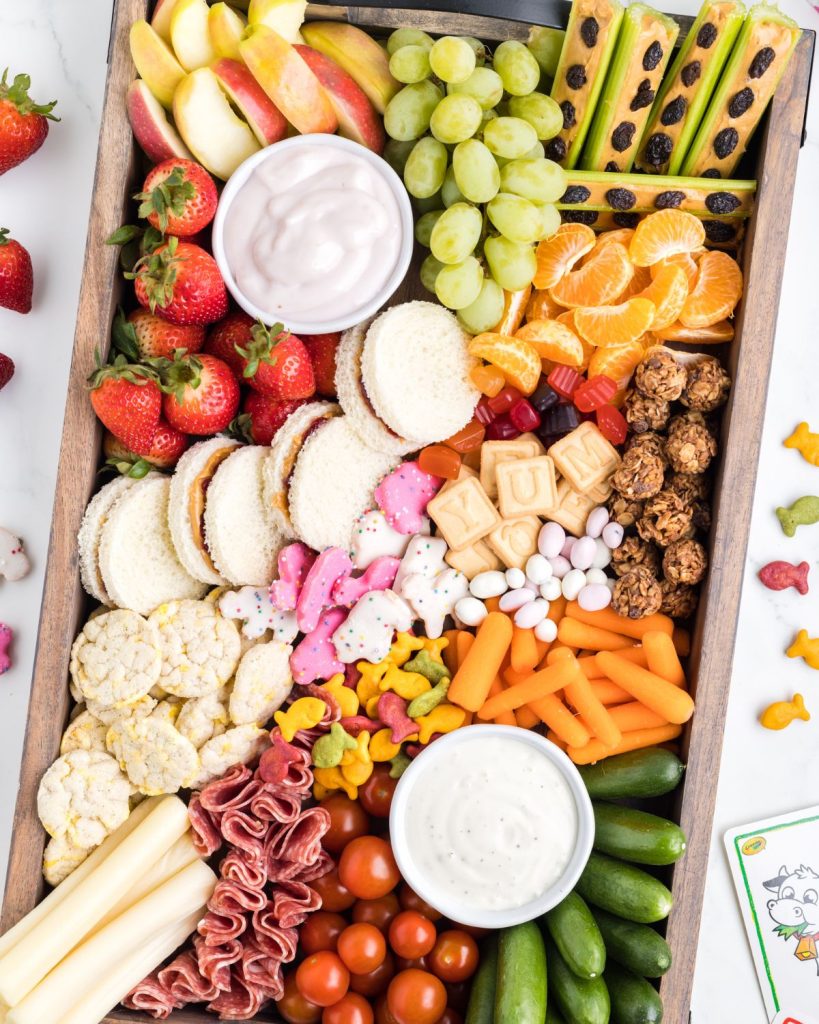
0,1 -> 818,1019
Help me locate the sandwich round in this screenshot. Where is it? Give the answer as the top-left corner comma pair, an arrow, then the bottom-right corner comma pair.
77,475 -> 139,605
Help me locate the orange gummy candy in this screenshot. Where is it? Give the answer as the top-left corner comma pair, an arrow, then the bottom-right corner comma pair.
418,444 -> 462,480
467,333 -> 541,396
444,419 -> 485,453
470,364 -> 506,397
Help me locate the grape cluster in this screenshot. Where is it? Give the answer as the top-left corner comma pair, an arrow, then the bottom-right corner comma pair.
383,30 -> 568,333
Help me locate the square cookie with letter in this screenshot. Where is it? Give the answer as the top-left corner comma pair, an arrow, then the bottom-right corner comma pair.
480,433 -> 545,501
487,516 -> 541,570
496,456 -> 558,519
427,476 -> 501,552
549,422 -> 620,494
548,478 -> 599,537
445,538 -> 504,579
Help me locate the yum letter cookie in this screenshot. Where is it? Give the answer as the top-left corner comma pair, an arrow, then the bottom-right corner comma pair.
549,422 -> 620,494
496,456 -> 558,519
427,477 -> 501,552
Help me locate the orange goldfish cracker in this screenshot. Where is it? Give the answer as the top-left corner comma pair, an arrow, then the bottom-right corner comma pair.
590,678 -> 633,705
606,701 -> 668,732
643,631 -> 686,687
557,618 -> 634,652
566,725 -> 683,765
531,692 -> 590,747
478,652 -> 585,720
486,673 -> 516,726
511,626 -> 540,674
449,612 -> 514,712
566,601 -> 674,639
595,652 -> 695,725
673,627 -> 691,657
578,646 -> 648,679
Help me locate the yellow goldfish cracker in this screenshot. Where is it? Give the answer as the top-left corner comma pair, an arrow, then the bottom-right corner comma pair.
387,632 -> 425,667
419,636 -> 449,662
340,731 -> 371,768
148,600 -> 241,699
321,674 -> 360,718
191,725 -> 268,789
274,697 -> 326,742
314,765 -> 358,800
416,705 -> 466,744
107,717 -> 200,796
42,833 -> 93,888
70,609 -> 162,709
356,660 -> 389,703
379,665 -> 432,701
37,750 -> 132,848
341,759 -> 374,787
175,694 -> 229,749
313,782 -> 332,801
370,729 -> 401,762
365,695 -> 381,718
229,640 -> 294,726
759,693 -> 810,730
60,711 -> 109,757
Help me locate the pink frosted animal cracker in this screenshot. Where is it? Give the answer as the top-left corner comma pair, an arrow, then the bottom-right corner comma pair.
0,528 -> 30,582
296,548 -> 353,634
269,543 -> 316,611
375,462 -> 443,535
0,624 -> 12,675
332,556 -> 401,608
332,590 -> 413,664
398,568 -> 470,639
218,586 -> 298,642
290,607 -> 347,684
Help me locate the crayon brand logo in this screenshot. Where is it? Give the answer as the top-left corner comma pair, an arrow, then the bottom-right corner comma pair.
742,836 -> 767,855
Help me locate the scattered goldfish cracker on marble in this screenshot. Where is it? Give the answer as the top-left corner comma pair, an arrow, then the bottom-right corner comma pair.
786,629 -> 819,670
760,693 -> 810,731
784,422 -> 819,468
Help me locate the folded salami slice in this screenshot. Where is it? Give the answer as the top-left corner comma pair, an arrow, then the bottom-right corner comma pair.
271,880 -> 322,929
159,950 -> 219,1003
188,793 -> 223,857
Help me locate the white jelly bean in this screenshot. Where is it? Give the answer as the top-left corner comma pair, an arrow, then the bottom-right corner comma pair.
470,570 -> 508,599
534,617 -> 558,643
591,538 -> 613,570
540,578 -> 562,601
602,522 -> 624,549
514,598 -> 550,629
585,506 -> 610,539
577,583 -> 613,611
454,596 -> 488,626
525,554 -> 553,585
499,588 -> 535,612
560,536 -> 576,559
538,521 -> 565,559
549,555 -> 572,579
585,568 -> 609,586
505,567 -> 526,590
570,535 -> 597,571
561,568 -> 587,601
524,580 -> 540,593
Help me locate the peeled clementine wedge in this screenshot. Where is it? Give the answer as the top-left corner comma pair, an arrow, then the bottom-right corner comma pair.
628,209 -> 706,267
526,288 -> 565,322
635,264 -> 689,331
650,251 -> 699,287
468,333 -> 542,394
534,223 -> 596,290
588,339 -> 644,403
654,319 -> 735,344
582,227 -> 635,264
574,297 -> 656,348
549,242 -> 634,308
617,263 -> 653,301
680,250 -> 743,328
515,320 -> 585,367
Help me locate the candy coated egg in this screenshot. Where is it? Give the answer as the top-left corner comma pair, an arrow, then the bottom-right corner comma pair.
561,568 -> 587,600
591,538 -> 613,569
499,588 -> 535,612
455,596 -> 488,626
585,506 -> 610,539
577,583 -> 613,611
570,536 -> 597,571
505,567 -> 526,589
470,570 -> 508,599
602,522 -> 624,549
540,578 -> 562,601
549,555 -> 572,579
538,521 -> 566,559
534,618 -> 558,643
514,598 -> 550,629
525,554 -> 553,585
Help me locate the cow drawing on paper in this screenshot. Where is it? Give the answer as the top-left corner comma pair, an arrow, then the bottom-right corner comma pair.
765,865 -> 819,974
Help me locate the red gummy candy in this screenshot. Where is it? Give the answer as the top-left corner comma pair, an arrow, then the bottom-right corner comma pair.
509,398 -> 541,433
444,419 -> 485,453
574,375 -> 618,413
488,385 -> 522,414
596,404 -> 628,445
419,444 -> 462,480
758,560 -> 810,595
475,396 -> 496,425
547,366 -> 582,400
485,414 -> 521,441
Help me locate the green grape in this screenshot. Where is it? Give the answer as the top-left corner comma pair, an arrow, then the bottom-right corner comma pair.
527,26 -> 564,78
483,116 -> 538,159
435,256 -> 483,309
420,253 -> 445,293
533,201 -> 561,240
384,80 -> 443,141
441,165 -> 468,207
461,36 -> 488,66
403,136 -> 448,199
389,45 -> 432,84
447,67 -> 503,110
429,94 -> 483,144
500,158 -> 567,202
484,235 -> 537,291
487,193 -> 542,245
508,93 -> 563,140
452,139 -> 500,204
387,28 -> 434,55
429,36 -> 477,84
493,39 -> 541,96
480,108 -> 499,130
457,277 -> 505,333
382,138 -> 416,175
430,202 -> 482,265
414,191 -> 442,214
523,141 -> 546,159
415,209 -> 445,248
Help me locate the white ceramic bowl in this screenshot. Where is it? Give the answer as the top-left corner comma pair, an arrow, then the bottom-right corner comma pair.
212,134 -> 414,334
389,725 -> 594,929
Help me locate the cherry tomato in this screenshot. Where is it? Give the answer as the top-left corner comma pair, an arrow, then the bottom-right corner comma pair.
339,836 -> 400,900
375,996 -> 400,1024
337,922 -> 387,974
398,884 -> 443,922
359,766 -> 398,817
394,954 -> 429,972
352,893 -> 401,933
321,795 -> 371,854
321,992 -> 374,1024
388,911 -> 437,959
449,922 -> 489,939
277,973 -> 323,1024
428,931 -> 479,984
387,969 -> 447,1024
296,951 -> 350,1008
300,912 -> 348,955
312,867 -> 357,912
435,1010 -> 463,1024
350,951 -> 395,997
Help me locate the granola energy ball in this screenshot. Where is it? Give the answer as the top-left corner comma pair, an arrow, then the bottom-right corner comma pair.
611,448 -> 665,500
663,538 -> 708,585
681,356 -> 731,412
665,412 -> 718,474
612,566 -> 663,619
625,431 -> 668,467
635,350 -> 687,401
666,471 -> 710,504
637,489 -> 695,547
660,579 -> 699,619
611,536 -> 662,578
608,495 -> 645,528
624,389 -> 671,433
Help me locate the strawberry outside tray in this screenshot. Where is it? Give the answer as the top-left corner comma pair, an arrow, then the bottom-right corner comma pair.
0,1 -> 814,1022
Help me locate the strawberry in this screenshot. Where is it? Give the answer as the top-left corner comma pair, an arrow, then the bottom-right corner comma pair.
0,228 -> 33,313
88,355 -> 162,456
302,332 -> 341,396
103,421 -> 189,477
236,322 -> 315,400
129,237 -> 227,326
0,70 -> 58,176
203,310 -> 255,378
239,392 -> 309,445
112,306 -> 205,362
158,352 -> 240,435
0,353 -> 14,391
135,159 -> 218,237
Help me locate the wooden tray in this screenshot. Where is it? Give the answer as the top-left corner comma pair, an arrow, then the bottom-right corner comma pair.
1,1 -> 814,1021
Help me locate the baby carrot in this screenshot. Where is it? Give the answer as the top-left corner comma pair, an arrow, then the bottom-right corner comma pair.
546,729 -> 568,750
485,596 -> 502,613
455,630 -> 475,669
511,625 -> 540,674
595,651 -> 696,724
442,629 -> 460,675
590,679 -> 632,705
554,649 -> 622,749
566,601 -> 674,639
607,701 -> 668,732
566,724 -> 683,765
548,595 -> 567,623
534,637 -> 551,664
449,613 -> 514,712
578,646 -> 648,679
673,626 -> 691,657
530,692 -> 590,747
643,631 -> 686,687
478,656 -> 580,719
515,705 -> 541,729
486,673 -> 516,726
557,618 -> 634,652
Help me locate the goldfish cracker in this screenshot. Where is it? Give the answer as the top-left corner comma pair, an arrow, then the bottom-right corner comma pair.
313,782 -> 331,801
342,759 -> 374,787
379,665 -> 432,701
776,496 -> 819,537
595,652 -> 695,725
449,612 -> 514,712
643,631 -> 686,687
479,654 -> 584,719
389,751 -> 412,779
758,560 -> 810,595
341,731 -> 371,768
321,674 -> 360,718
387,632 -> 426,667
416,705 -> 467,744
356,660 -> 389,703
590,679 -> 633,705
312,723 -> 357,768
314,766 -> 358,800
511,626 -> 540,674
377,692 -> 419,744
578,647 -> 648,679
369,729 -> 401,762
606,701 -> 668,732
784,422 -> 819,467
566,600 -> 674,639
365,695 -> 381,718
760,693 -> 810,730
273,698 -> 326,742
557,618 -> 634,652
786,630 -> 819,670
407,677 -> 450,718
405,649 -> 450,685
566,725 -> 683,765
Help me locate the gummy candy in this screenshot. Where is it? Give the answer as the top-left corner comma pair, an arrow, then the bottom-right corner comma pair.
485,415 -> 521,441
489,385 -> 524,415
596,403 -> 628,445
444,419 -> 486,453
547,366 -> 583,400
530,382 -> 561,414
540,403 -> 581,437
475,396 -> 497,425
470,364 -> 506,397
509,398 -> 542,433
419,444 -> 462,481
574,375 -> 618,413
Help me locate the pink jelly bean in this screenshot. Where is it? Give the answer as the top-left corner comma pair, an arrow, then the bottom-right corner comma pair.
270,542 -> 316,611
290,607 -> 347,684
296,548 -> 353,633
331,556 -> 401,608
377,692 -> 418,744
375,461 -> 444,535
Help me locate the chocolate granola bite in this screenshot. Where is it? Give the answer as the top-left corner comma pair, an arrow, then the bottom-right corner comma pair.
681,356 -> 731,412
634,350 -> 687,401
660,578 -> 699,619
663,538 -> 708,585
611,535 -> 662,578
637,489 -> 695,547
612,566 -> 663,619
625,431 -> 668,467
665,412 -> 718,474
611,447 -> 665,500
623,389 -> 671,433
608,494 -> 645,528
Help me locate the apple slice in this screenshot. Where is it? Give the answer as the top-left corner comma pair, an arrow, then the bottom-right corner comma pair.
294,44 -> 384,154
239,25 -> 338,135
150,0 -> 183,42
247,0 -> 307,44
127,80 -> 193,163
209,3 -> 247,60
173,68 -> 260,180
129,20 -> 186,109
300,21 -> 399,114
170,0 -> 217,72
212,58 -> 287,145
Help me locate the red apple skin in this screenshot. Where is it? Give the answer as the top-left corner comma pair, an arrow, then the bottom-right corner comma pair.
294,44 -> 385,154
126,80 -> 193,162
212,58 -> 287,145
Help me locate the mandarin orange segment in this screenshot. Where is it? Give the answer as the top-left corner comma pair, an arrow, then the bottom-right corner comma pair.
650,252 -> 699,287
679,250 -> 743,328
588,339 -> 645,404
467,333 -> 542,395
573,297 -> 656,349
515,319 -> 585,367
582,227 -> 635,265
654,319 -> 735,344
533,223 -> 597,290
617,263 -> 653,301
526,288 -> 565,322
555,309 -> 594,370
635,264 -> 689,331
628,210 -> 706,267
549,242 -> 635,309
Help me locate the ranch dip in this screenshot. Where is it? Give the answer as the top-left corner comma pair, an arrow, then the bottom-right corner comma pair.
221,142 -> 403,322
402,733 -> 579,912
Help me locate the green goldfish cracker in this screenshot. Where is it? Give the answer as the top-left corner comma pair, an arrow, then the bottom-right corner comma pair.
389,751 -> 412,779
407,677 -> 451,718
547,0 -> 625,168
776,495 -> 819,537
557,168 -> 756,216
581,3 -> 680,172
636,0 -> 746,174
404,648 -> 451,685
682,3 -> 802,177
312,722 -> 358,768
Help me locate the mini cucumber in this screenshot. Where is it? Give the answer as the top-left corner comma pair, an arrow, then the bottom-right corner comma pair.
576,852 -> 673,924
495,921 -> 548,1024
545,932 -> 611,1024
547,1007 -> 569,1024
592,908 -> 673,977
605,962 -> 664,1023
593,802 -> 687,866
465,934 -> 498,1024
578,747 -> 684,800
544,892 -> 607,980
